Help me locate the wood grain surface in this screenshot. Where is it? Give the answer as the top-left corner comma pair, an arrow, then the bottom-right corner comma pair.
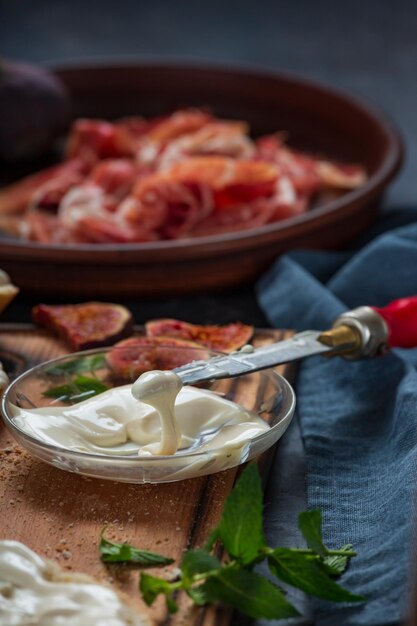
0,326 -> 294,625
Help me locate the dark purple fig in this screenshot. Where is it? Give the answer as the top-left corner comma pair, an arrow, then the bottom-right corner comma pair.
32,302 -> 133,350
0,59 -> 71,162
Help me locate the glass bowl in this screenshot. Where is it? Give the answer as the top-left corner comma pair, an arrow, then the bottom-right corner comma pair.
1,343 -> 295,484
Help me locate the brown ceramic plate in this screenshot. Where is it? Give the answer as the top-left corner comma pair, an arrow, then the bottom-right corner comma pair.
0,61 -> 403,297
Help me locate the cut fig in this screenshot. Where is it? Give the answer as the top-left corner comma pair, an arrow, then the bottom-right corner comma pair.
32,302 -> 133,350
145,319 -> 254,352
107,335 -> 209,381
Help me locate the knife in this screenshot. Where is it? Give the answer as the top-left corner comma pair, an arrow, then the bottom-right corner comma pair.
173,296 -> 417,385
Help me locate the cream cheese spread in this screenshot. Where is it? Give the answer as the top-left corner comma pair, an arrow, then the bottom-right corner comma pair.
12,372 -> 269,458
0,540 -> 147,626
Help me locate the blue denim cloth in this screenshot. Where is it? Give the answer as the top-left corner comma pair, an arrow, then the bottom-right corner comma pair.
256,210 -> 417,626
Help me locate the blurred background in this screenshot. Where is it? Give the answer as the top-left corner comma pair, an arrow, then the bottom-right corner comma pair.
1,0 -> 416,206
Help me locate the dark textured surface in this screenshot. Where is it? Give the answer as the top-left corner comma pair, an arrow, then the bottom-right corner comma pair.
1,3 -> 414,624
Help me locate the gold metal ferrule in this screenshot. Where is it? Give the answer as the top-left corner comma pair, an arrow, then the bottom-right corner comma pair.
318,324 -> 362,357
319,306 -> 389,359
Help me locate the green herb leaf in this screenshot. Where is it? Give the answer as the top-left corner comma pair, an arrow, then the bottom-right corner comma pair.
99,465 -> 364,621
203,527 -> 220,552
43,383 -> 77,402
298,509 -> 328,557
46,354 -> 106,376
89,354 -> 108,371
187,586 -> 209,606
44,375 -> 108,403
100,535 -> 173,566
166,595 -> 179,614
202,568 -> 299,619
269,548 -> 364,602
181,550 -> 220,585
140,573 -> 178,613
324,544 -> 353,576
218,463 -> 265,564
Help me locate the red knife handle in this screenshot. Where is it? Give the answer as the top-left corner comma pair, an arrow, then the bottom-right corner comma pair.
321,296 -> 417,359
373,296 -> 417,348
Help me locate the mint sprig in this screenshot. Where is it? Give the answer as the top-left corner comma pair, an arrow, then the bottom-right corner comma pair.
43,355 -> 108,403
46,354 -> 107,376
99,464 -> 364,619
268,548 -> 363,602
43,374 -> 108,403
100,532 -> 174,567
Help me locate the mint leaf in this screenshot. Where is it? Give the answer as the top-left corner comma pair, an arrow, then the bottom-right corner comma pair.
204,527 -> 220,552
202,568 -> 299,619
298,509 -> 327,557
70,374 -> 108,395
140,573 -> 178,613
218,463 -> 265,564
166,596 -> 179,614
88,354 -> 108,372
44,375 -> 108,403
46,354 -> 106,376
100,535 -> 173,566
187,586 -> 209,606
181,550 -> 220,585
324,544 -> 353,576
43,383 -> 78,402
269,549 -> 364,602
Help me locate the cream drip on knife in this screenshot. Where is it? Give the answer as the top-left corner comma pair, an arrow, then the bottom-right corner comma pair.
0,540 -> 147,626
12,370 -> 269,457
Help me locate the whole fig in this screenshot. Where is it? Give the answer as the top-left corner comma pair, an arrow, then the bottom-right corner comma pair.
0,59 -> 71,161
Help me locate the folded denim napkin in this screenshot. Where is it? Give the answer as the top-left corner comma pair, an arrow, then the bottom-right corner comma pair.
256,210 -> 417,626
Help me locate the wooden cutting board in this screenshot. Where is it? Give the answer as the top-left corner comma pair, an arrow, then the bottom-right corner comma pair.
0,325 -> 295,625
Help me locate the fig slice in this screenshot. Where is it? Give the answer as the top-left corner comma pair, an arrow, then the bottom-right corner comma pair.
145,318 -> 254,352
32,302 -> 133,350
107,335 -> 209,381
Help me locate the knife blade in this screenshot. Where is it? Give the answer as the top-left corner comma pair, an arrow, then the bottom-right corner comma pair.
173,331 -> 332,385
172,299 -> 409,385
